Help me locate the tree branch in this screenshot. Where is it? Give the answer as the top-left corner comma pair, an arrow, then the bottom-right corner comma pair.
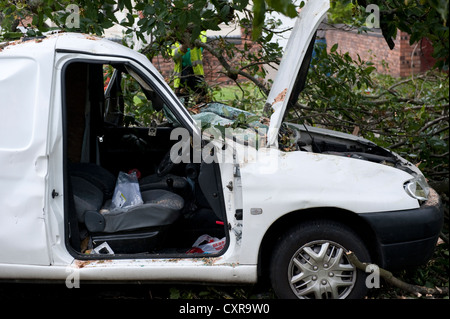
346,251 -> 449,298
239,59 -> 279,71
194,39 -> 270,96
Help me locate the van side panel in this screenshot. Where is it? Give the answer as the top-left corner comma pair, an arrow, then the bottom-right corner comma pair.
0,55 -> 51,265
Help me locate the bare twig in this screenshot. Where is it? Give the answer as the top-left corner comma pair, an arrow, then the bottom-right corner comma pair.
194,39 -> 269,96
239,59 -> 279,71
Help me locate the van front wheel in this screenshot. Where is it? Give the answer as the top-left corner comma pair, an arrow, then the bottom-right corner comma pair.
269,220 -> 371,299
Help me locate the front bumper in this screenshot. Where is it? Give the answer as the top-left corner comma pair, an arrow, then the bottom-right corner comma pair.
359,188 -> 444,270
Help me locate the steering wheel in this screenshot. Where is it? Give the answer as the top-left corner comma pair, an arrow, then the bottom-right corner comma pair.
157,148 -> 183,177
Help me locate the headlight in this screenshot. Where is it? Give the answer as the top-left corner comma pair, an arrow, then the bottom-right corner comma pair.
404,174 -> 430,201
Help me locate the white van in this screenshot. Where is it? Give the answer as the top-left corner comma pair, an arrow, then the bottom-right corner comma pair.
0,0 -> 443,299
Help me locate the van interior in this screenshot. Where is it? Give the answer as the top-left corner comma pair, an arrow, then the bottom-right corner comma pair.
62,61 -> 228,258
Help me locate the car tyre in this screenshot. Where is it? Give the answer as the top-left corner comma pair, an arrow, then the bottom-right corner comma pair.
270,219 -> 371,299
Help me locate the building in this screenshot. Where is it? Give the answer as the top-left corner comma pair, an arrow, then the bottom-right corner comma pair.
325,25 -> 437,77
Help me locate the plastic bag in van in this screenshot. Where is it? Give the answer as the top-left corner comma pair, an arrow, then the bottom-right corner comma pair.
110,171 -> 143,211
187,234 -> 226,254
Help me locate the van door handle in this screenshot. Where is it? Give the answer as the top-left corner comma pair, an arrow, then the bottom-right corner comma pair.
52,189 -> 59,198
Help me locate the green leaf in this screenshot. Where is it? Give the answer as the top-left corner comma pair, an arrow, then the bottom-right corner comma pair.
220,4 -> 231,19
364,66 -> 377,75
179,12 -> 188,30
191,25 -> 202,42
330,43 -> 338,53
266,0 -> 297,18
122,0 -> 133,12
251,0 -> 266,40
169,288 -> 180,299
246,115 -> 261,123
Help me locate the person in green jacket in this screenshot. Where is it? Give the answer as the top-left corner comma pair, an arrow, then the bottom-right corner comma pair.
170,32 -> 207,102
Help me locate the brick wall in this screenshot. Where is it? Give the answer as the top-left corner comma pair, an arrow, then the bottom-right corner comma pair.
325,26 -> 434,77
151,26 -> 437,83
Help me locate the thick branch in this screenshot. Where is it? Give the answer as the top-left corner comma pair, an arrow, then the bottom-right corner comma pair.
346,251 -> 449,298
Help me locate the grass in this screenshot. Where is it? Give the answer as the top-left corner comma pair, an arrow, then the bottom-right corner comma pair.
211,82 -> 266,114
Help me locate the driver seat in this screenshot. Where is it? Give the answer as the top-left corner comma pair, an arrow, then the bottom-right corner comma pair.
69,164 -> 185,254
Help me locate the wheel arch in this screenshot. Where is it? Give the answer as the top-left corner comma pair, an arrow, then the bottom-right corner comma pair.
257,207 -> 382,279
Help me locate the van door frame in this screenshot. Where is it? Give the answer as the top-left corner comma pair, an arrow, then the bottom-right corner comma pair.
57,52 -> 229,260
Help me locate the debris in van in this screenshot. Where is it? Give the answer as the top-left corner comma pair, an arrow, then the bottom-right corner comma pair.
187,234 -> 226,254
92,242 -> 114,255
